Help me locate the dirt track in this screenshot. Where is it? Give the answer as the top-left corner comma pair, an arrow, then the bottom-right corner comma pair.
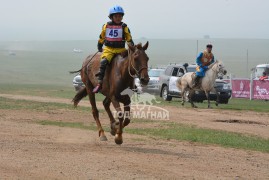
0,94 -> 269,179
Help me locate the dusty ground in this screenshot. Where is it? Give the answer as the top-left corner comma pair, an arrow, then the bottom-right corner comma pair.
0,94 -> 269,179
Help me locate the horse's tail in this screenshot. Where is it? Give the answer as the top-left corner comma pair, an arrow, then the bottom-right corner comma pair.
72,87 -> 88,107
69,68 -> 82,74
70,51 -> 99,75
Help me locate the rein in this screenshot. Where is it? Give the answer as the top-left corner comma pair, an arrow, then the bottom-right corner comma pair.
127,48 -> 147,78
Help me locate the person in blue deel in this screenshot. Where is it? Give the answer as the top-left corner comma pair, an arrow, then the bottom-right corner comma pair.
192,43 -> 215,87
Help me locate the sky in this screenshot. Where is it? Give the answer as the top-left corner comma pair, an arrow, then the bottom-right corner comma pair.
1,0 -> 269,41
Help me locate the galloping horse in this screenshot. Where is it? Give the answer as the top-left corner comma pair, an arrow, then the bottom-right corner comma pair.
70,42 -> 149,144
176,60 -> 227,108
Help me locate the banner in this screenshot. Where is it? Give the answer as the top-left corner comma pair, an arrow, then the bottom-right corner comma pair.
253,80 -> 269,100
232,79 -> 250,98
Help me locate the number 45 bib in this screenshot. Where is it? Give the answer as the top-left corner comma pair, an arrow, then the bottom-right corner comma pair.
105,25 -> 123,41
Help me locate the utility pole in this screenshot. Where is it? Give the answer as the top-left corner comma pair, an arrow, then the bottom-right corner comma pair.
196,40 -> 198,56
246,49 -> 249,78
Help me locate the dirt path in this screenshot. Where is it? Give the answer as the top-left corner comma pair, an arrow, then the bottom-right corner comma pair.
1,94 -> 269,179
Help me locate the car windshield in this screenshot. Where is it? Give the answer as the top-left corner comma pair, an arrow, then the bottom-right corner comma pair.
187,67 -> 196,72
255,67 -> 268,78
148,69 -> 164,77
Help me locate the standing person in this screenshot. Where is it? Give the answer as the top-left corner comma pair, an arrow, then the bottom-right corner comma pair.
259,71 -> 268,81
92,5 -> 134,93
192,43 -> 215,87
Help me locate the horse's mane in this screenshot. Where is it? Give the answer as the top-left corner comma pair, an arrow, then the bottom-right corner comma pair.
208,60 -> 222,69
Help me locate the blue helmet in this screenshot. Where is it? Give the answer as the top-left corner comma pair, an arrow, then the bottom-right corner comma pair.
109,5 -> 124,18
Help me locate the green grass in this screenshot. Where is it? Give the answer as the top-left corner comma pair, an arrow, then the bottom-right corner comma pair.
155,96 -> 269,112
0,83 -> 105,101
1,83 -> 268,112
38,120 -> 269,153
0,97 -> 97,112
126,122 -> 269,153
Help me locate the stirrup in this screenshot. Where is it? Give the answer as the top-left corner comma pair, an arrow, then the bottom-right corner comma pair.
92,84 -> 101,93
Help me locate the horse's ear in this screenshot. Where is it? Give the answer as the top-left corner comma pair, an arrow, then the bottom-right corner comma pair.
127,43 -> 136,52
215,59 -> 219,63
142,41 -> 149,51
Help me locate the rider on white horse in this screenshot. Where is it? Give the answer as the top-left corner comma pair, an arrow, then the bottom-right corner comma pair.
192,43 -> 215,88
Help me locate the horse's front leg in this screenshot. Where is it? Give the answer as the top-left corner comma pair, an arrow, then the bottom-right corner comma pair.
205,91 -> 211,108
213,88 -> 219,107
111,97 -> 124,145
123,96 -> 131,127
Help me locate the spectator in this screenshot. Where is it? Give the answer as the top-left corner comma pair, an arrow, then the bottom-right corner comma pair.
259,72 -> 268,81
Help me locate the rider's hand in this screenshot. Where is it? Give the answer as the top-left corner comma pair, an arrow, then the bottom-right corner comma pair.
97,43 -> 103,52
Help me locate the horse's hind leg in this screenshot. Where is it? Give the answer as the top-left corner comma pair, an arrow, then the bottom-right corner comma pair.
103,97 -> 116,136
88,90 -> 107,141
189,90 -> 197,108
181,90 -> 185,106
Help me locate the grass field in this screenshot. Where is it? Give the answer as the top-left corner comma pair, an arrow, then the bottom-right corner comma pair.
0,83 -> 268,112
1,39 -> 269,84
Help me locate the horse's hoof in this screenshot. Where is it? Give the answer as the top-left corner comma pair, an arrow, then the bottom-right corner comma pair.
115,134 -> 123,145
100,135 -> 108,141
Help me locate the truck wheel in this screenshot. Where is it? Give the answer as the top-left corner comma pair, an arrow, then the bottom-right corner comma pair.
220,99 -> 229,104
162,86 -> 172,101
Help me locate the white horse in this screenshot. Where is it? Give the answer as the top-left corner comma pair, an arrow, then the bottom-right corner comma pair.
176,60 -> 227,108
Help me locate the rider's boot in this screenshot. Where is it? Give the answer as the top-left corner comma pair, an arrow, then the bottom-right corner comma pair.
92,59 -> 109,93
192,74 -> 201,88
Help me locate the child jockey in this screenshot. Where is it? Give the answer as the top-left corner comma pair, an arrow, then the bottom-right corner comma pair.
93,5 -> 134,93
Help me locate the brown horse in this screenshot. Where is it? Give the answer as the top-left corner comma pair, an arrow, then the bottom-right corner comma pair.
70,42 -> 149,144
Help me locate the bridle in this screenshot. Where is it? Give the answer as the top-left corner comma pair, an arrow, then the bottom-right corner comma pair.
127,48 -> 148,78
210,62 -> 225,76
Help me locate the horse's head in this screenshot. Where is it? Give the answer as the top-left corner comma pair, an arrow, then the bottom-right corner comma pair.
211,60 -> 227,76
128,42 -> 150,85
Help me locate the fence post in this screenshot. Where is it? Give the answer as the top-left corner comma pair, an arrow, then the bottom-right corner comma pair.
250,74 -> 253,100
230,73 -> 233,99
